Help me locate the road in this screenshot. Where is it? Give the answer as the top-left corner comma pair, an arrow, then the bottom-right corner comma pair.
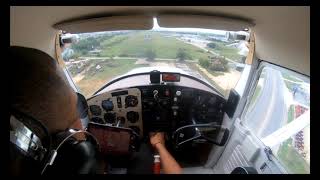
245,67 -> 288,138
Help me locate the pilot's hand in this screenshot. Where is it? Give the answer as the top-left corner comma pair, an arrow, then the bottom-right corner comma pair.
149,132 -> 165,148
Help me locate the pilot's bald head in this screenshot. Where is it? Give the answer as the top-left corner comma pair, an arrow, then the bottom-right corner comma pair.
10,46 -> 80,134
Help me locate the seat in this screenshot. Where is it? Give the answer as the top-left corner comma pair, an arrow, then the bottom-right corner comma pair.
230,167 -> 258,174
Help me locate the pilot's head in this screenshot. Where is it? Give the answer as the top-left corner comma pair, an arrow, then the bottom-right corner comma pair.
9,46 -> 83,174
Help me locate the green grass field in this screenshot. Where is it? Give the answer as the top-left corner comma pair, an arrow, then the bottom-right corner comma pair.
287,105 -> 295,123
277,138 -> 310,174
70,31 -> 244,97
100,31 -> 212,60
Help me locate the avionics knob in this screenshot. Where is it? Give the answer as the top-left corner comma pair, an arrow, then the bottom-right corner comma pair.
173,110 -> 177,116
176,90 -> 181,96
173,97 -> 178,102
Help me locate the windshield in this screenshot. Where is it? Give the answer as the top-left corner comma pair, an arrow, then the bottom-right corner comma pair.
61,18 -> 249,98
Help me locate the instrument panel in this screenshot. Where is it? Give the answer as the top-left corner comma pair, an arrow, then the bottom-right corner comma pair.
87,86 -> 226,139
87,88 -> 143,137
140,85 -> 225,136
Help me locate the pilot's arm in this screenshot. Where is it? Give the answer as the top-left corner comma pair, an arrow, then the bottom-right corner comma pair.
150,132 -> 182,174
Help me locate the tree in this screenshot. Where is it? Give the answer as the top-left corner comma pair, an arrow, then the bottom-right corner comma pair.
207,42 -> 217,49
145,49 -> 156,61
62,48 -> 74,61
69,52 -> 81,60
199,58 -> 210,68
70,36 -> 100,55
220,56 -> 228,66
209,56 -> 229,72
176,48 -> 188,61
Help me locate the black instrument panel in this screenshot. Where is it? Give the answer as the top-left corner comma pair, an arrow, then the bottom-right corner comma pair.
138,85 -> 226,136
87,86 -> 226,139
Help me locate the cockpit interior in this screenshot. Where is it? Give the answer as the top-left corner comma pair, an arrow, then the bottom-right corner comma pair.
10,5 -> 310,175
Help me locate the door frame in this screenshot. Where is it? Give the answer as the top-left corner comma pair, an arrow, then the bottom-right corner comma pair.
205,54 -> 261,168
54,32 -> 80,93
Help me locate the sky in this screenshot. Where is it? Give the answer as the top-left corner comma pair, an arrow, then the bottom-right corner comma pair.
151,18 -> 227,35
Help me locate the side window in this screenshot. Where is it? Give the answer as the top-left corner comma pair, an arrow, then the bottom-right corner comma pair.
242,64 -> 310,174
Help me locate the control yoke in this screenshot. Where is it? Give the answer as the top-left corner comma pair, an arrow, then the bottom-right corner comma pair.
172,120 -> 229,148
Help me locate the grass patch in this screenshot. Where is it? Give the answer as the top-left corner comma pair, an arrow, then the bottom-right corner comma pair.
100,31 -> 212,60
287,105 -> 295,123
100,35 -> 128,49
277,138 -> 310,174
82,59 -> 142,80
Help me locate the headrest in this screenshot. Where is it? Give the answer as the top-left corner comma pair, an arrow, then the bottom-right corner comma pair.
230,167 -> 258,174
9,46 -> 64,93
10,46 -> 57,67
